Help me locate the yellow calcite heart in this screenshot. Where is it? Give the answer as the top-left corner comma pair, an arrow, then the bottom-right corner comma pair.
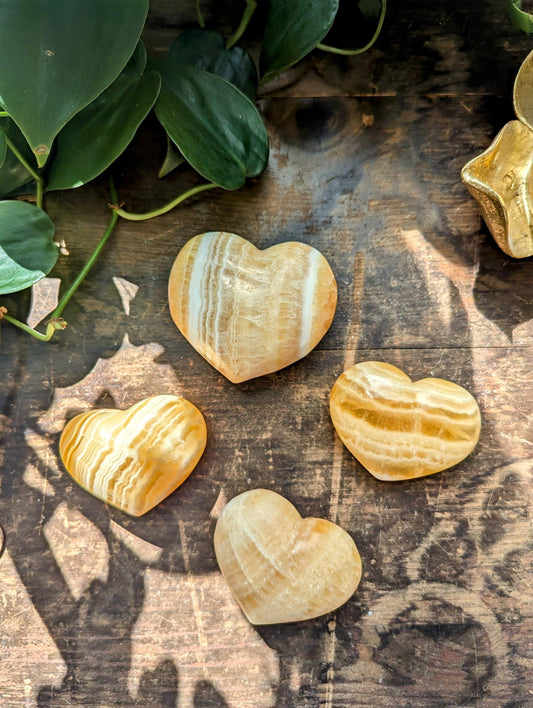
330,361 -> 481,481
60,395 -> 207,516
168,231 -> 337,383
214,489 -> 362,625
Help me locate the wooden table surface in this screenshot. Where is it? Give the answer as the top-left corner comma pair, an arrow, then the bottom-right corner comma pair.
1,1 -> 532,706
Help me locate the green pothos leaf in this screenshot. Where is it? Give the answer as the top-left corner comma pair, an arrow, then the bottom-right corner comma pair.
0,0 -> 149,167
508,0 -> 533,33
167,29 -> 258,100
0,117 -> 38,199
159,136 -> 185,178
0,201 -> 57,295
155,62 -> 269,190
45,42 -> 161,191
259,0 -> 339,83
159,29 -> 258,178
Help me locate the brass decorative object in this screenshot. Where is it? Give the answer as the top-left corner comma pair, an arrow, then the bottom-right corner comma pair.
462,49 -> 533,258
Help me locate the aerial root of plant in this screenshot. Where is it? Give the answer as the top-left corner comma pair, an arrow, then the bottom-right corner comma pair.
49,317 -> 67,331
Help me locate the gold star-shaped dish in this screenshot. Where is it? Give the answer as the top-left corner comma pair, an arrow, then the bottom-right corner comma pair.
462,49 -> 533,258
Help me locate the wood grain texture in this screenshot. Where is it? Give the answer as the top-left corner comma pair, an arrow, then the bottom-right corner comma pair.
0,0 -> 531,706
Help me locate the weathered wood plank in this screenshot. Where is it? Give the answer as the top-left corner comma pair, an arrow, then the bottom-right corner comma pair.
0,1 -> 531,706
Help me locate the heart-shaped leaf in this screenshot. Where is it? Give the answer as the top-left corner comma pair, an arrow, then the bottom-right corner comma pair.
0,118 -> 38,199
0,201 -> 57,294
155,63 -> 269,190
158,29 -> 259,179
259,0 -> 339,83
45,43 -> 161,192
167,29 -> 258,100
0,0 -> 149,167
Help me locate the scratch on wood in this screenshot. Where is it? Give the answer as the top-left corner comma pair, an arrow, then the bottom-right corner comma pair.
484,486 -> 497,515
38,482 -> 46,537
323,251 -> 365,708
0,605 -> 32,627
329,251 -> 365,524
343,251 -> 366,367
179,520 -> 208,652
471,626 -> 480,708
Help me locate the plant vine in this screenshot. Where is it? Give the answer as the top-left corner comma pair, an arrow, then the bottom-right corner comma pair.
0,0 -> 389,344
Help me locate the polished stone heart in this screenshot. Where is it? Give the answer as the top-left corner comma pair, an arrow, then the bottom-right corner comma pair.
168,231 -> 337,383
214,489 -> 362,625
60,395 -> 207,516
330,361 -> 481,481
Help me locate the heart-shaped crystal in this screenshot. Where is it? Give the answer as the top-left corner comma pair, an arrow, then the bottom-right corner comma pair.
330,361 -> 481,481
214,489 -> 362,624
60,394 -> 207,516
168,231 -> 337,383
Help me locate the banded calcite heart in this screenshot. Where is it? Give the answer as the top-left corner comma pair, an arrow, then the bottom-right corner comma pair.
168,231 -> 337,383
60,395 -> 207,516
214,489 -> 362,625
330,361 -> 481,481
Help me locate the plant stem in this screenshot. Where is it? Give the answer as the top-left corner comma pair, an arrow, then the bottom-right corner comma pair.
317,0 -> 387,56
51,179 -> 120,319
36,180 -> 44,209
0,111 -> 8,117
0,127 -> 43,185
0,312 -> 65,341
196,0 -> 205,28
113,181 -> 218,221
508,0 -> 533,33
227,0 -> 257,49
0,178 -> 120,342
